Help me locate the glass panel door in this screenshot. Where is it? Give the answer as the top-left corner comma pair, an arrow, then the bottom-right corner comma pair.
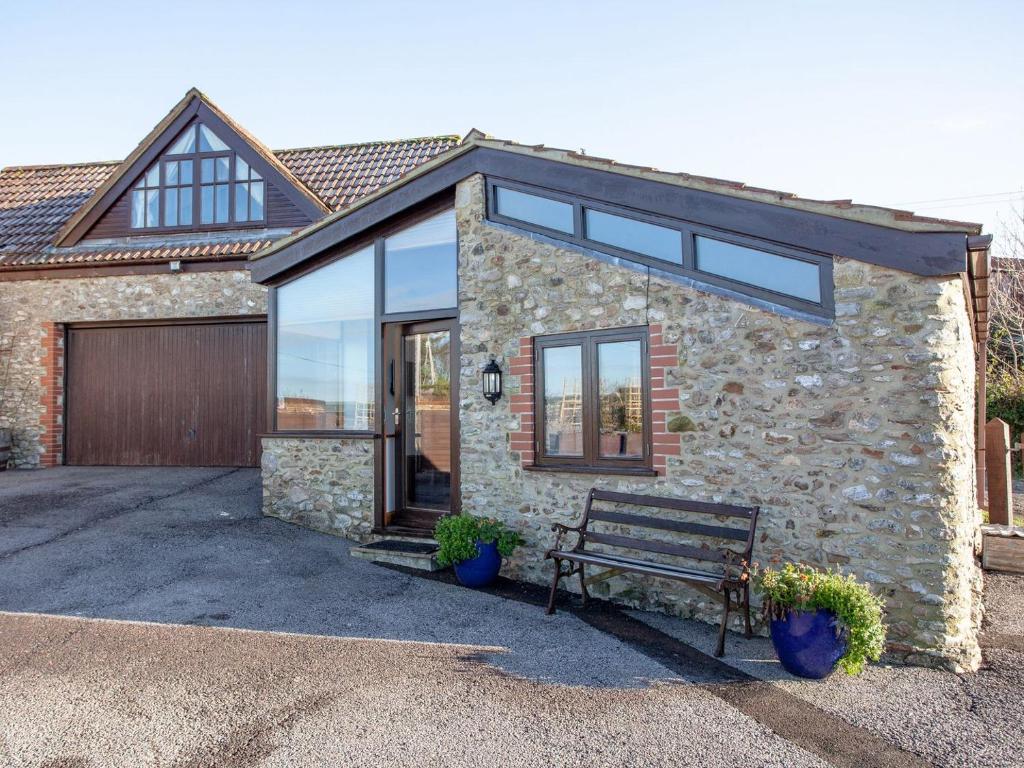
402,326 -> 452,511
384,318 -> 457,530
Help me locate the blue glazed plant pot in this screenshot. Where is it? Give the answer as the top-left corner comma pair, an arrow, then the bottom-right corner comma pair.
769,608 -> 847,679
453,540 -> 502,588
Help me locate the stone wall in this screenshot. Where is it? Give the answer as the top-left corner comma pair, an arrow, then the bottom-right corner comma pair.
455,174 -> 981,671
0,270 -> 266,467
261,437 -> 375,540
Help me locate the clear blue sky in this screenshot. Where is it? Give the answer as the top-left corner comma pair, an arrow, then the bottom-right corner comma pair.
4,1 -> 1022,250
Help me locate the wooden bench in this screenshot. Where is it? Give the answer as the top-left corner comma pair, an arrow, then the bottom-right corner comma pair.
544,489 -> 760,657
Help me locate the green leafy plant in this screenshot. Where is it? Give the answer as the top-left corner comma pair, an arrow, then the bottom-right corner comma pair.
755,562 -> 887,675
434,513 -> 523,568
987,364 -> 1024,446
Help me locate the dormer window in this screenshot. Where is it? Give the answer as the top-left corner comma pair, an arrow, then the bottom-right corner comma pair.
130,122 -> 264,231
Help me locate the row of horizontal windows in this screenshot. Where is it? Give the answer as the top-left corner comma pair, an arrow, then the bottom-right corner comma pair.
131,180 -> 265,228
489,181 -> 829,311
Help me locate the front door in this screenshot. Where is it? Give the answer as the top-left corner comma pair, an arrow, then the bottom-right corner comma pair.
383,318 -> 458,532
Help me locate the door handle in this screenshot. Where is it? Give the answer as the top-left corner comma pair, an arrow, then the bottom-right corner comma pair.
393,407 -> 401,427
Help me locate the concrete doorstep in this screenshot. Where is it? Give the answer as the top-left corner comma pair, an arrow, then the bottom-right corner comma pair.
350,537 -> 442,571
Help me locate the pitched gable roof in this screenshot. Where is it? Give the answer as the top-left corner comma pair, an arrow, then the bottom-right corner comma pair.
0,161 -> 118,258
276,137 -> 460,210
0,137 -> 459,269
53,88 -> 332,247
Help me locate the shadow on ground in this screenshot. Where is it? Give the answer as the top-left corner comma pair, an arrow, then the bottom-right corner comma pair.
0,466 -> 675,688
2,467 -> 1021,767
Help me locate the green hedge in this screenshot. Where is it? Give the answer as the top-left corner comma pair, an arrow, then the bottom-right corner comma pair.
987,366 -> 1024,439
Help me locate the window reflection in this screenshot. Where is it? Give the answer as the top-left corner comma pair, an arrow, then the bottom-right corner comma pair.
384,210 -> 458,314
695,236 -> 822,303
585,209 -> 681,264
494,186 -> 574,234
598,340 -> 643,458
542,345 -> 584,457
276,245 -> 375,431
404,330 -> 452,509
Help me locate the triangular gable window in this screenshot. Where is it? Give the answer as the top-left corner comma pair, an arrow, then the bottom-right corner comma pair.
198,124 -> 229,152
130,121 -> 264,230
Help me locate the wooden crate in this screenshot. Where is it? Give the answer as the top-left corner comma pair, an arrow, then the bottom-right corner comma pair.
982,525 -> 1024,574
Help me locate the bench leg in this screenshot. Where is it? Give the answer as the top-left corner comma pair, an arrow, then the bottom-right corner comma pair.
715,589 -> 731,657
546,559 -> 563,615
743,582 -> 753,638
578,563 -> 589,606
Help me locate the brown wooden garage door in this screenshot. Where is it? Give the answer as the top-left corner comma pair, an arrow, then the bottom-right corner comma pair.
66,320 -> 267,467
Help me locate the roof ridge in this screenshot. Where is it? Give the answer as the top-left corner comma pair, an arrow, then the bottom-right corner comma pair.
274,135 -> 461,155
1,159 -> 122,172
2,135 -> 463,174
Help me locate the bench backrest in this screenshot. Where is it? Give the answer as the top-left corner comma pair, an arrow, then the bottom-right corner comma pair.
577,489 -> 759,568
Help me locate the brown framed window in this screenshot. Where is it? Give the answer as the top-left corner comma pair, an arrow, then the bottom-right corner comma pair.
486,178 -> 834,318
533,326 -> 651,472
130,121 -> 265,231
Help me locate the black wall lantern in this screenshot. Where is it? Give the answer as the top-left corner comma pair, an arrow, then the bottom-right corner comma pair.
482,356 -> 503,405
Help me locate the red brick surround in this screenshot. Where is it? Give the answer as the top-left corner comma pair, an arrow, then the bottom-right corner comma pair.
507,325 -> 681,475
509,336 -> 535,466
648,324 -> 681,475
38,323 -> 64,467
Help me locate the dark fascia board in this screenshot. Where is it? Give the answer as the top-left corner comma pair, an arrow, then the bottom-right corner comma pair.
249,145 -> 969,284
58,101 -> 327,247
251,150 -> 479,284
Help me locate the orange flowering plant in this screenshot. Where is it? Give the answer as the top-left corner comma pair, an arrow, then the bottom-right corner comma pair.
755,562 -> 886,675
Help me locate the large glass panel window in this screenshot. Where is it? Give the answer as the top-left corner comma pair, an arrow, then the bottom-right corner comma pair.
276,245 -> 375,431
493,186 -> 574,234
129,121 -> 265,230
584,208 -> 682,264
384,210 -> 458,314
695,236 -> 822,303
535,327 -> 650,470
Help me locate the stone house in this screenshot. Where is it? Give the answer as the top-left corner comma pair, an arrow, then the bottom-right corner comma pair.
0,90 -> 992,671
0,89 -> 455,467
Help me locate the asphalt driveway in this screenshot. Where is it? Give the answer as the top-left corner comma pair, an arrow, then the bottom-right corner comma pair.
0,467 -> 1020,767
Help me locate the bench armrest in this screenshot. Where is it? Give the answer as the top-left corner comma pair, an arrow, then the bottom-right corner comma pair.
549,522 -> 584,553
723,551 -> 752,583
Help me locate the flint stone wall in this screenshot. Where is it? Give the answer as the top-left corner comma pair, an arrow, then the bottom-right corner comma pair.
455,174 -> 981,671
261,437 -> 375,540
0,270 -> 265,467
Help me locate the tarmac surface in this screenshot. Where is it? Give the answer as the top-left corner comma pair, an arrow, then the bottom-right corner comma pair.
0,466 -> 1020,767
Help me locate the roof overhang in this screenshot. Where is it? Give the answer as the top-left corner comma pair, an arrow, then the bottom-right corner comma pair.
249,141 -> 976,286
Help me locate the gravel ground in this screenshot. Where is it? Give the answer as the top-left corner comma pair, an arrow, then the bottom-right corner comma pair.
0,612 -> 830,768
0,467 -> 669,688
0,466 -> 1020,767
635,573 -> 1024,768
0,467 -> 827,767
